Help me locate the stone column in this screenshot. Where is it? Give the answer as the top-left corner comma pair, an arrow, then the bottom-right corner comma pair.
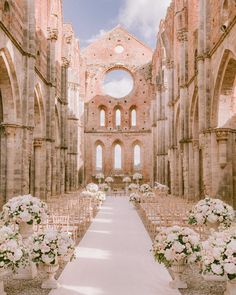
193,140 -> 200,200
33,138 -> 43,198
5,125 -> 16,200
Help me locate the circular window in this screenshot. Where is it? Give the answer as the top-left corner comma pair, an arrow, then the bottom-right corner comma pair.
103,69 -> 134,99
114,45 -> 124,54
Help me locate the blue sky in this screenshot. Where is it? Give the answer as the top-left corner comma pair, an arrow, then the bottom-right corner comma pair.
62,0 -> 171,49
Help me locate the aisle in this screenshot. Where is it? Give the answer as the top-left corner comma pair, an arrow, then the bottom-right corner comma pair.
50,197 -> 181,295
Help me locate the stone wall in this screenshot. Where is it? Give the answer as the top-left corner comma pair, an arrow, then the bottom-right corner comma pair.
0,0 -> 83,207
153,0 -> 236,207
82,27 -> 154,186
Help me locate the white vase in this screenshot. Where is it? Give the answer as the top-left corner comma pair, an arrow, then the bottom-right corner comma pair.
169,260 -> 187,289
15,222 -> 37,280
41,264 -> 59,289
0,269 -> 8,295
224,278 -> 236,295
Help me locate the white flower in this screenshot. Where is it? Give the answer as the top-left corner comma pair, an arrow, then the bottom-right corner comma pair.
224,262 -> 236,274
19,211 -> 31,223
211,263 -> 224,275
13,249 -> 23,261
42,254 -> 54,264
207,213 -> 218,224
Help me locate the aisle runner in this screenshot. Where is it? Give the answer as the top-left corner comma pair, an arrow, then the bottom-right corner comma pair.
50,197 -> 180,295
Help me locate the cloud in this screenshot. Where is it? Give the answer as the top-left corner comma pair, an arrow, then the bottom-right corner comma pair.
118,0 -> 171,42
103,77 -> 133,98
85,29 -> 107,44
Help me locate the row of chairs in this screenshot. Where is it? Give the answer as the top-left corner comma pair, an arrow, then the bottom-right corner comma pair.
37,192 -> 101,242
137,193 -> 209,240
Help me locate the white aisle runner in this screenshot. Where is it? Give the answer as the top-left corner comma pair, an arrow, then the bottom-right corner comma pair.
50,197 -> 181,295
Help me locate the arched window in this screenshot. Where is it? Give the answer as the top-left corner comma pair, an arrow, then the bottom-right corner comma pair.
134,145 -> 141,169
114,144 -> 122,169
131,109 -> 136,126
96,145 -> 103,170
100,109 -> 105,127
115,109 -> 121,127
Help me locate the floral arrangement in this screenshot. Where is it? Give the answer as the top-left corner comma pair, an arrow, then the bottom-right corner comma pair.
154,182 -> 169,192
29,229 -> 75,266
139,184 -> 152,194
0,225 -> 28,272
129,193 -> 140,203
123,176 -> 131,183
0,194 -> 48,225
100,183 -> 109,192
143,191 -> 155,198
133,173 -> 143,180
95,191 -> 106,202
86,183 -> 99,193
95,173 -> 104,180
152,226 -> 201,267
128,183 -> 139,191
188,197 -> 235,228
105,177 -> 114,183
201,229 -> 236,280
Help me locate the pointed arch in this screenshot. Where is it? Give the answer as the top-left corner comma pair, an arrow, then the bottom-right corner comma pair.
132,140 -> 142,170
112,140 -> 123,170
114,107 -> 122,127
211,49 -> 236,128
0,48 -> 21,122
34,84 -> 46,138
95,140 -> 104,171
189,89 -> 199,139
98,105 -> 107,127
130,105 -> 137,127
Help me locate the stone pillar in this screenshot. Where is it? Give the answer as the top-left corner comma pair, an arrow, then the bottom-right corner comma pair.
5,126 -> 16,200
33,138 -> 43,198
193,140 -> 200,200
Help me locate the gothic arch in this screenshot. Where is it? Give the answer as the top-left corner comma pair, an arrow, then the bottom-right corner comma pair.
189,89 -> 199,139
132,140 -> 142,171
34,84 -> 46,138
112,140 -> 123,170
174,104 -> 181,146
129,105 -> 137,127
211,49 -> 236,128
0,48 -> 21,122
55,105 -> 61,147
94,140 -> 105,172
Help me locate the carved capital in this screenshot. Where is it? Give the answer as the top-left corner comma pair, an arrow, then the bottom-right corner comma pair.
177,29 -> 188,42
192,139 -> 199,149
215,128 -> 230,141
47,28 -> 58,40
33,138 -> 43,147
62,57 -> 70,67
166,59 -> 174,69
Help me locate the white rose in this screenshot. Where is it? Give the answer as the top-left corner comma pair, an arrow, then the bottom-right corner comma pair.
42,254 -> 54,264
19,211 -> 31,223
227,240 -> 236,252
207,213 -> 218,224
173,242 -> 185,253
224,262 -> 236,275
13,249 -> 23,261
211,263 -> 224,275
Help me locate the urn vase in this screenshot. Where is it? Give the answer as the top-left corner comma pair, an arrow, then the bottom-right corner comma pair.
169,260 -> 187,289
41,264 -> 59,289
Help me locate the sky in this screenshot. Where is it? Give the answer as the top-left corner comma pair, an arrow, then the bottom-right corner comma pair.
62,0 -> 172,49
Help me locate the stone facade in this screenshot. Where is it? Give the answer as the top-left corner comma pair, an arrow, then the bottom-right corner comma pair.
82,27 -> 154,187
152,0 -> 236,207
0,0 -> 83,207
